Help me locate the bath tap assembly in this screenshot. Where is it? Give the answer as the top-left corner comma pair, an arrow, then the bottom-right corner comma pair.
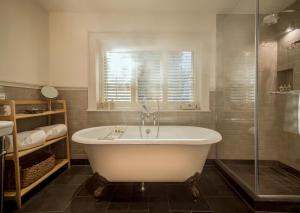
140,105 -> 160,126
139,101 -> 160,138
139,101 -> 160,192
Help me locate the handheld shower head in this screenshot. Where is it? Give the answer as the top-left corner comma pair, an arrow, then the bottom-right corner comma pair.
263,13 -> 280,26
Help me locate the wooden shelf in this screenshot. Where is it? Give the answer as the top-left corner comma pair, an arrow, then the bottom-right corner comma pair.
4,159 -> 69,199
5,136 -> 67,160
0,115 -> 11,121
0,99 -> 70,208
15,109 -> 65,119
14,100 -> 66,105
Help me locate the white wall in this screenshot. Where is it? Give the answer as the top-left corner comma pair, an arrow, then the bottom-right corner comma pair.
0,0 -> 49,86
49,12 -> 216,90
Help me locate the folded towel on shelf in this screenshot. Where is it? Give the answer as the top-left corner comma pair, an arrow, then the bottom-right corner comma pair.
5,130 -> 46,153
36,124 -> 67,140
284,92 -> 300,134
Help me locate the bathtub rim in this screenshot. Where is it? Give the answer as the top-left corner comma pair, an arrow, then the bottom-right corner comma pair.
72,125 -> 222,145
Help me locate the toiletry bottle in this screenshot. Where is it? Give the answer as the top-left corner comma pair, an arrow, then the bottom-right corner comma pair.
103,98 -> 108,109
283,84 -> 287,92
279,85 -> 284,92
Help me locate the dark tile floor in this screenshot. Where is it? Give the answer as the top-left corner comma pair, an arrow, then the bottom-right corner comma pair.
221,160 -> 300,195
5,163 -> 253,213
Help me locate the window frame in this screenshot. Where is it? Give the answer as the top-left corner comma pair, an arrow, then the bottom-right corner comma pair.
88,33 -> 210,112
99,50 -> 197,109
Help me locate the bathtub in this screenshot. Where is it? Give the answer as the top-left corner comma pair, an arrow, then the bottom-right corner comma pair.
72,125 -> 222,182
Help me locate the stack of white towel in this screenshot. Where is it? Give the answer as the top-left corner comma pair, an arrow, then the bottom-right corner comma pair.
36,124 -> 67,140
5,124 -> 67,153
5,130 -> 46,153
284,92 -> 300,135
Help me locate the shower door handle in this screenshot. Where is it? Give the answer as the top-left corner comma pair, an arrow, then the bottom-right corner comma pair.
0,136 -> 6,213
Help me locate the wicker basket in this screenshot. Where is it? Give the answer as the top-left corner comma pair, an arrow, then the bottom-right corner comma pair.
5,151 -> 55,190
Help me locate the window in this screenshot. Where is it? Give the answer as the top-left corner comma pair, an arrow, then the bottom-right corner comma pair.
88,33 -> 210,111
102,50 -> 194,106
167,51 -> 193,102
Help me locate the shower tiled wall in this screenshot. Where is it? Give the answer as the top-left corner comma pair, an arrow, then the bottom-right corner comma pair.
216,11 -> 300,172
259,3 -> 300,170
215,14 -> 256,160
258,42 -> 281,161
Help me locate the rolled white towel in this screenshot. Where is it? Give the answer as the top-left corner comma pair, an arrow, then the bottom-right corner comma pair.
5,130 -> 46,153
283,92 -> 300,134
36,124 -> 67,140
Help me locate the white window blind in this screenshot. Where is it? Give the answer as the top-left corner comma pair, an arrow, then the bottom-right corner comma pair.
137,52 -> 162,101
103,52 -> 133,101
167,51 -> 193,102
102,50 -> 194,104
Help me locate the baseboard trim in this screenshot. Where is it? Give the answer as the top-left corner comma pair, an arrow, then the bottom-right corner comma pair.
70,159 -> 90,165
0,81 -> 88,91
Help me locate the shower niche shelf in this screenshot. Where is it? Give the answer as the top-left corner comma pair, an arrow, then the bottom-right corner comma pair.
276,68 -> 294,91
269,90 -> 300,95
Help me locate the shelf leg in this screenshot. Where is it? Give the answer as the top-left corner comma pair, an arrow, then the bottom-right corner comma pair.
16,194 -> 22,209
63,101 -> 71,168
11,101 -> 22,209
66,136 -> 71,168
13,158 -> 22,209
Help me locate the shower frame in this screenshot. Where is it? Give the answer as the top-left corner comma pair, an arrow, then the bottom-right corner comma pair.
215,0 -> 300,211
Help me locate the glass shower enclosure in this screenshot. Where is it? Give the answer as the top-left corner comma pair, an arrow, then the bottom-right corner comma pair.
215,0 -> 300,204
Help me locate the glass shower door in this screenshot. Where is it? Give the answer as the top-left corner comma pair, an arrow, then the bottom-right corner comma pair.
257,0 -> 300,197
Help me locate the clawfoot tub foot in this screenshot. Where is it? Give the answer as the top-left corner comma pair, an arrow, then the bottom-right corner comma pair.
85,173 -> 109,198
185,172 -> 202,202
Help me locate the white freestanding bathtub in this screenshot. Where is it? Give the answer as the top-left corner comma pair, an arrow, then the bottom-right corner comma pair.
72,125 -> 222,182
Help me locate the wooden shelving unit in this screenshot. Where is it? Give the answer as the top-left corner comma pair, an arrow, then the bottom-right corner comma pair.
0,100 -> 70,209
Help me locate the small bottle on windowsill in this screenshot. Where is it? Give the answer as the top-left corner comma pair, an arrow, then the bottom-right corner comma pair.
102,99 -> 108,109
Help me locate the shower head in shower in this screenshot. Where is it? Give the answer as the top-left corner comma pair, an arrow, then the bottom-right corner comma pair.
263,13 -> 280,25
263,8 -> 298,26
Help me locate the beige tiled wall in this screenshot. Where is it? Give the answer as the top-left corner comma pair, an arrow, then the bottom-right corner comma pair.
257,42 -> 281,161
269,5 -> 300,170
3,86 -> 42,100
2,86 -> 216,159
1,86 -> 49,132
58,89 -> 216,159
215,14 -> 256,160
215,12 -> 300,167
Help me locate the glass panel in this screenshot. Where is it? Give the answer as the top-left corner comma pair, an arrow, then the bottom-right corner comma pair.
167,51 -> 194,102
215,2 -> 257,191
258,0 -> 300,196
103,52 -> 134,102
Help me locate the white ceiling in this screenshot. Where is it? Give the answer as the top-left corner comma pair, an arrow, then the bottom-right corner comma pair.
36,0 -> 296,14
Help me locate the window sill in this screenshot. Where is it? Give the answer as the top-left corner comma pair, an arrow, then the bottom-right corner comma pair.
87,109 -> 211,112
